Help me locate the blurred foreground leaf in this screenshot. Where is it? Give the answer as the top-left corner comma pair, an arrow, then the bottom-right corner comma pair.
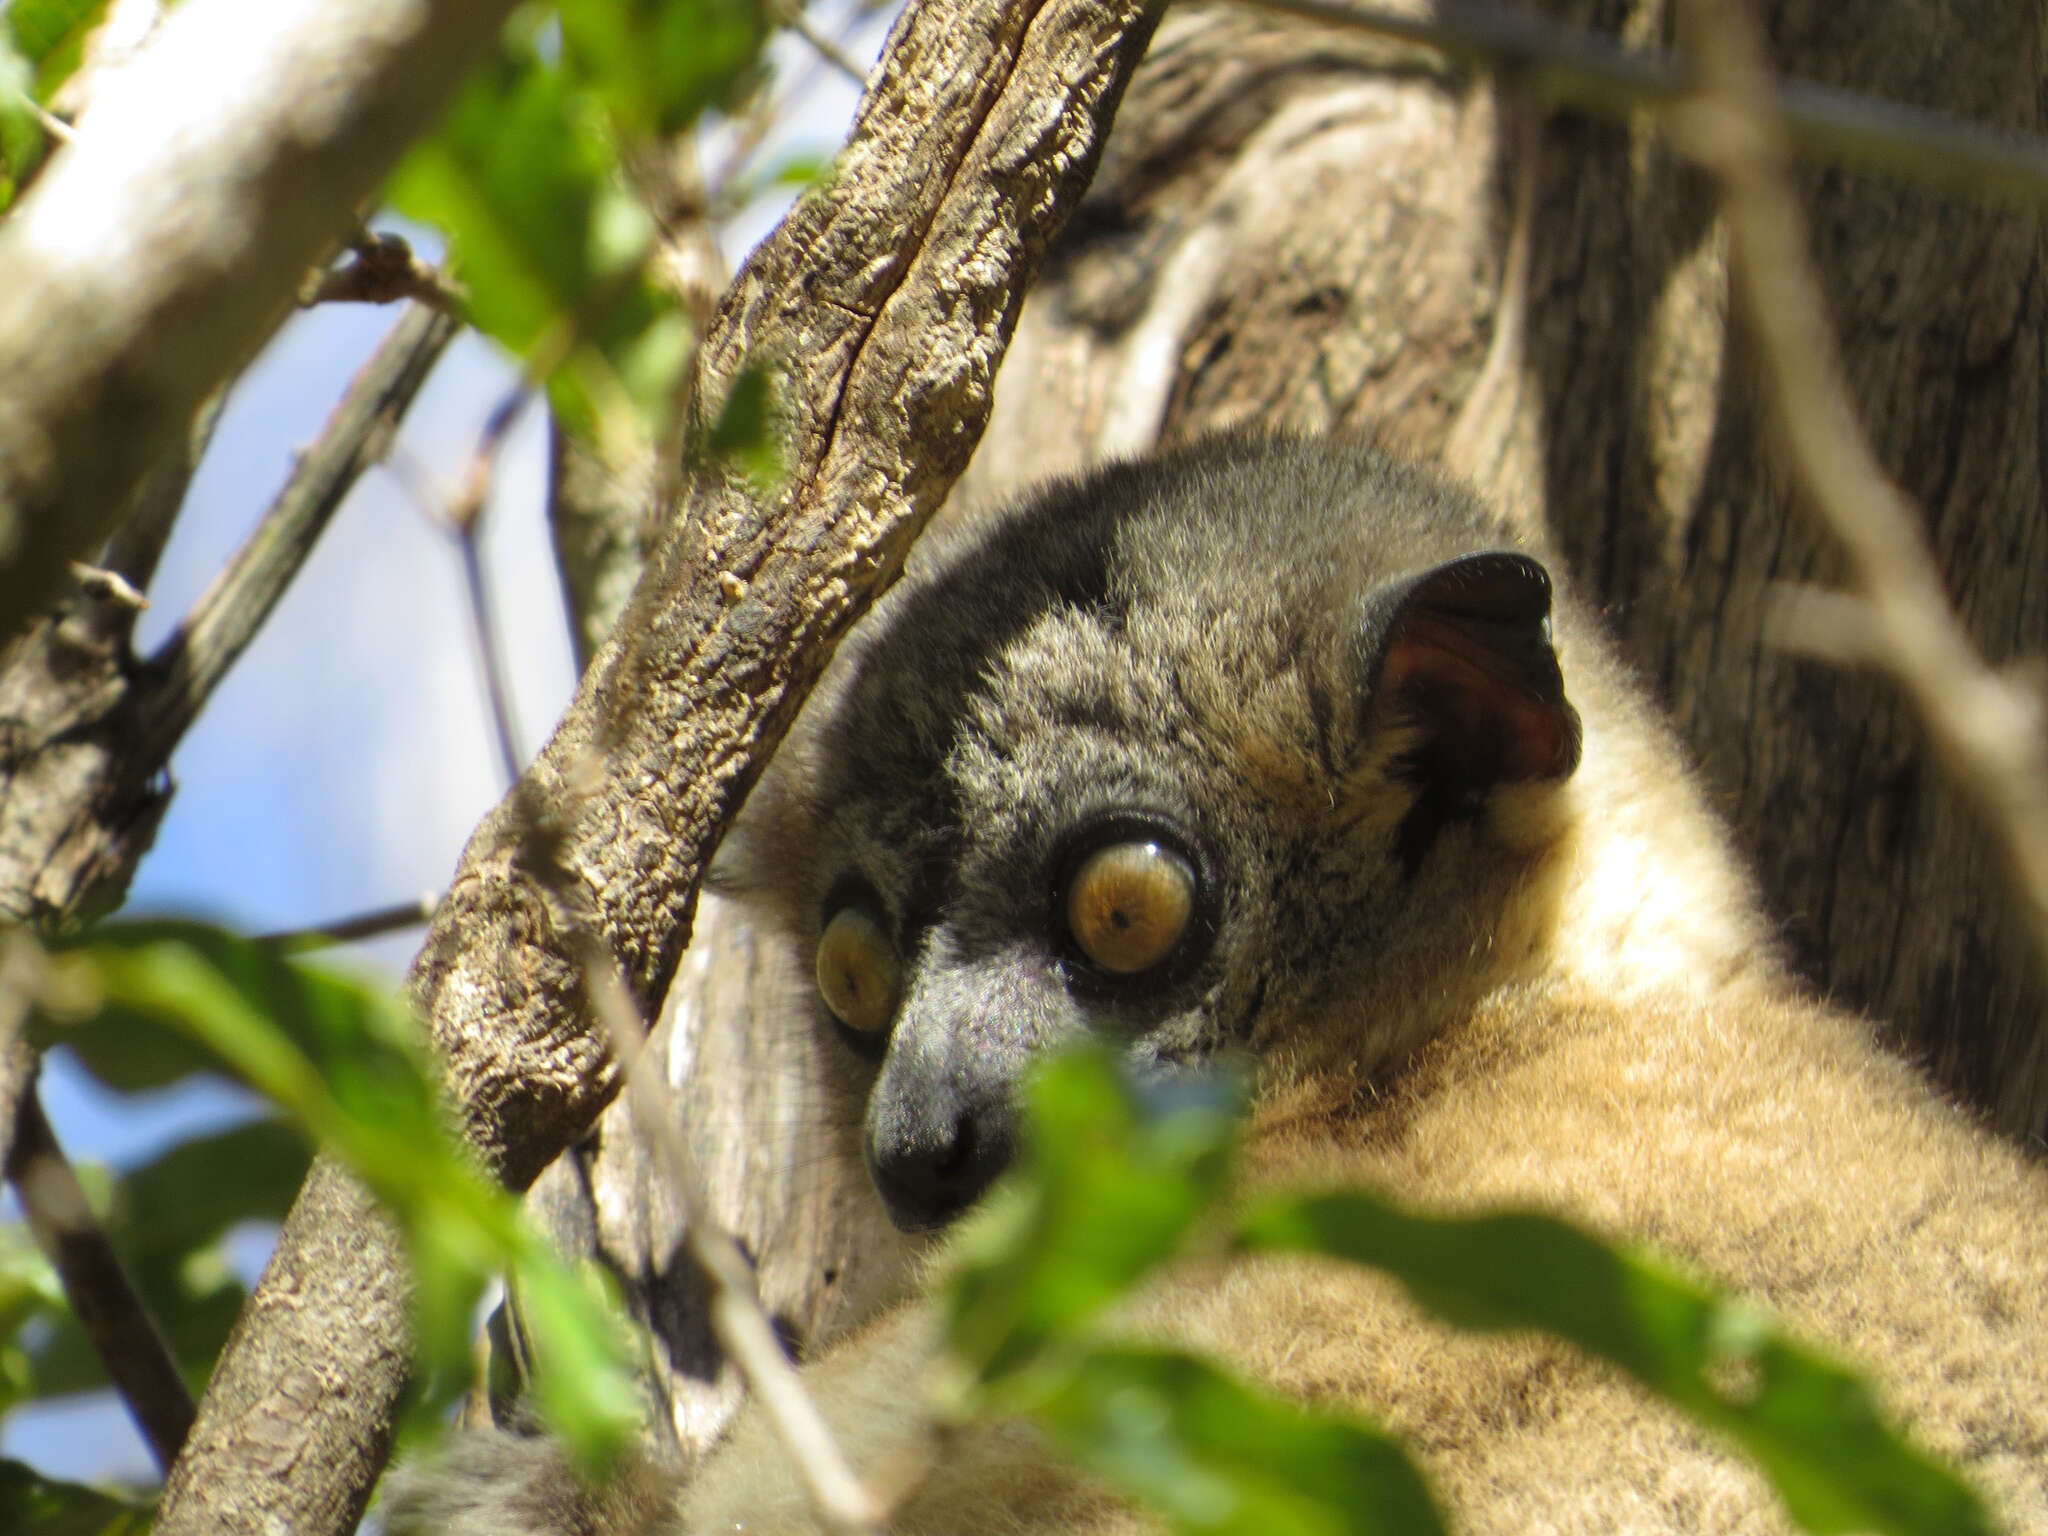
947,1047 -> 1443,1534
1033,1346 -> 1443,1536
557,0 -> 766,136
29,922 -> 639,1473
2,0 -> 107,97
0,37 -> 43,213
954,1045 -> 1986,1536
699,360 -> 787,489
1238,1193 -> 1990,1536
0,1227 -> 64,1411
0,1458 -> 149,1536
946,1046 -> 1240,1382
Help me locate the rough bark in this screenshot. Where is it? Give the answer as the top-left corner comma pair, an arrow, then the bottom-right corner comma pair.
0,0 -> 525,644
956,0 -> 2048,1140
153,5 -> 1163,1533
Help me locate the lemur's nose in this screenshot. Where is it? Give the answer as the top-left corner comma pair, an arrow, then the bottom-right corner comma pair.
866,1094 -> 1015,1233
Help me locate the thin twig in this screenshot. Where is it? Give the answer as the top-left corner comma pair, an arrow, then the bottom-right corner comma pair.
517,765 -> 884,1536
705,3 -> 855,216
139,303 -> 460,759
66,563 -> 149,615
457,527 -> 527,787
412,382 -> 538,789
1672,0 -> 2048,971
1233,0 -> 2048,210
6,1082 -> 199,1472
256,892 -> 442,950
1,935 -> 195,1471
24,96 -> 77,144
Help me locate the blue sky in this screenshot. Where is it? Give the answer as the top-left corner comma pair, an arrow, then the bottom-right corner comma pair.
3,2 -> 897,1488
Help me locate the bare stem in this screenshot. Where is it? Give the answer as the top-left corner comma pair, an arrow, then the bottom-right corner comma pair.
457,527 -> 527,788
302,230 -> 468,312
256,893 -> 442,950
778,4 -> 869,86
1673,0 -> 2048,973
1235,0 -> 2048,208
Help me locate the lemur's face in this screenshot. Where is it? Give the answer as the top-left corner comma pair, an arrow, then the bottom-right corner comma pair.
722,438 -> 1579,1232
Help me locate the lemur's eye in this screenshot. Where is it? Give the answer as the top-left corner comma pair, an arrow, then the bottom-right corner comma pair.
1064,840 -> 1196,975
816,906 -> 900,1035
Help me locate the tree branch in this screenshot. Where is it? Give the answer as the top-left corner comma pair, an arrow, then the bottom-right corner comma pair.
256,893 -> 441,951
0,0 -> 524,643
152,4 -> 1164,1533
98,394 -> 224,598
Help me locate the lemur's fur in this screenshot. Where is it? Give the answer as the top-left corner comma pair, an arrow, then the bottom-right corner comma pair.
388,436 -> 2048,1535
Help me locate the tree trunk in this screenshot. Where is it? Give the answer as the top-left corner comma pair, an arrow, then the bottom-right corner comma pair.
961,0 -> 2048,1138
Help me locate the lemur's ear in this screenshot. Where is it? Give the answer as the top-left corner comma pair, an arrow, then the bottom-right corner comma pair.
1361,551 -> 1581,788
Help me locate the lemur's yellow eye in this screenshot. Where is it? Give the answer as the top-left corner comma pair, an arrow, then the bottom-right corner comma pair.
817,907 -> 900,1034
1065,841 -> 1196,975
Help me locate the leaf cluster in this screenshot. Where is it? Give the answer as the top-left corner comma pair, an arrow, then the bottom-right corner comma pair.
4,924 -> 645,1527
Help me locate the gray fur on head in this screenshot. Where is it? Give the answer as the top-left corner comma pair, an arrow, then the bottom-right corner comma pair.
717,433 -> 1579,1230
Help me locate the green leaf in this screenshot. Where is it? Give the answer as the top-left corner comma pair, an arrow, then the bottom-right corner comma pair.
1238,1192 -> 1989,1536
1029,1346 -> 1444,1536
388,48 -> 633,360
36,921 -> 439,1161
946,1045 -> 1242,1384
385,35 -> 667,449
2,0 -> 108,96
110,1117 -> 308,1264
0,1460 -> 149,1536
0,37 -> 45,213
32,921 -> 641,1470
384,1 -> 771,457
508,1249 -> 644,1475
39,1027 -> 221,1096
557,0 -> 768,137
0,1229 -> 65,1411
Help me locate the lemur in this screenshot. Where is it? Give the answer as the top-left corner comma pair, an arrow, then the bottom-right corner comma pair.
388,434 -> 2048,1535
